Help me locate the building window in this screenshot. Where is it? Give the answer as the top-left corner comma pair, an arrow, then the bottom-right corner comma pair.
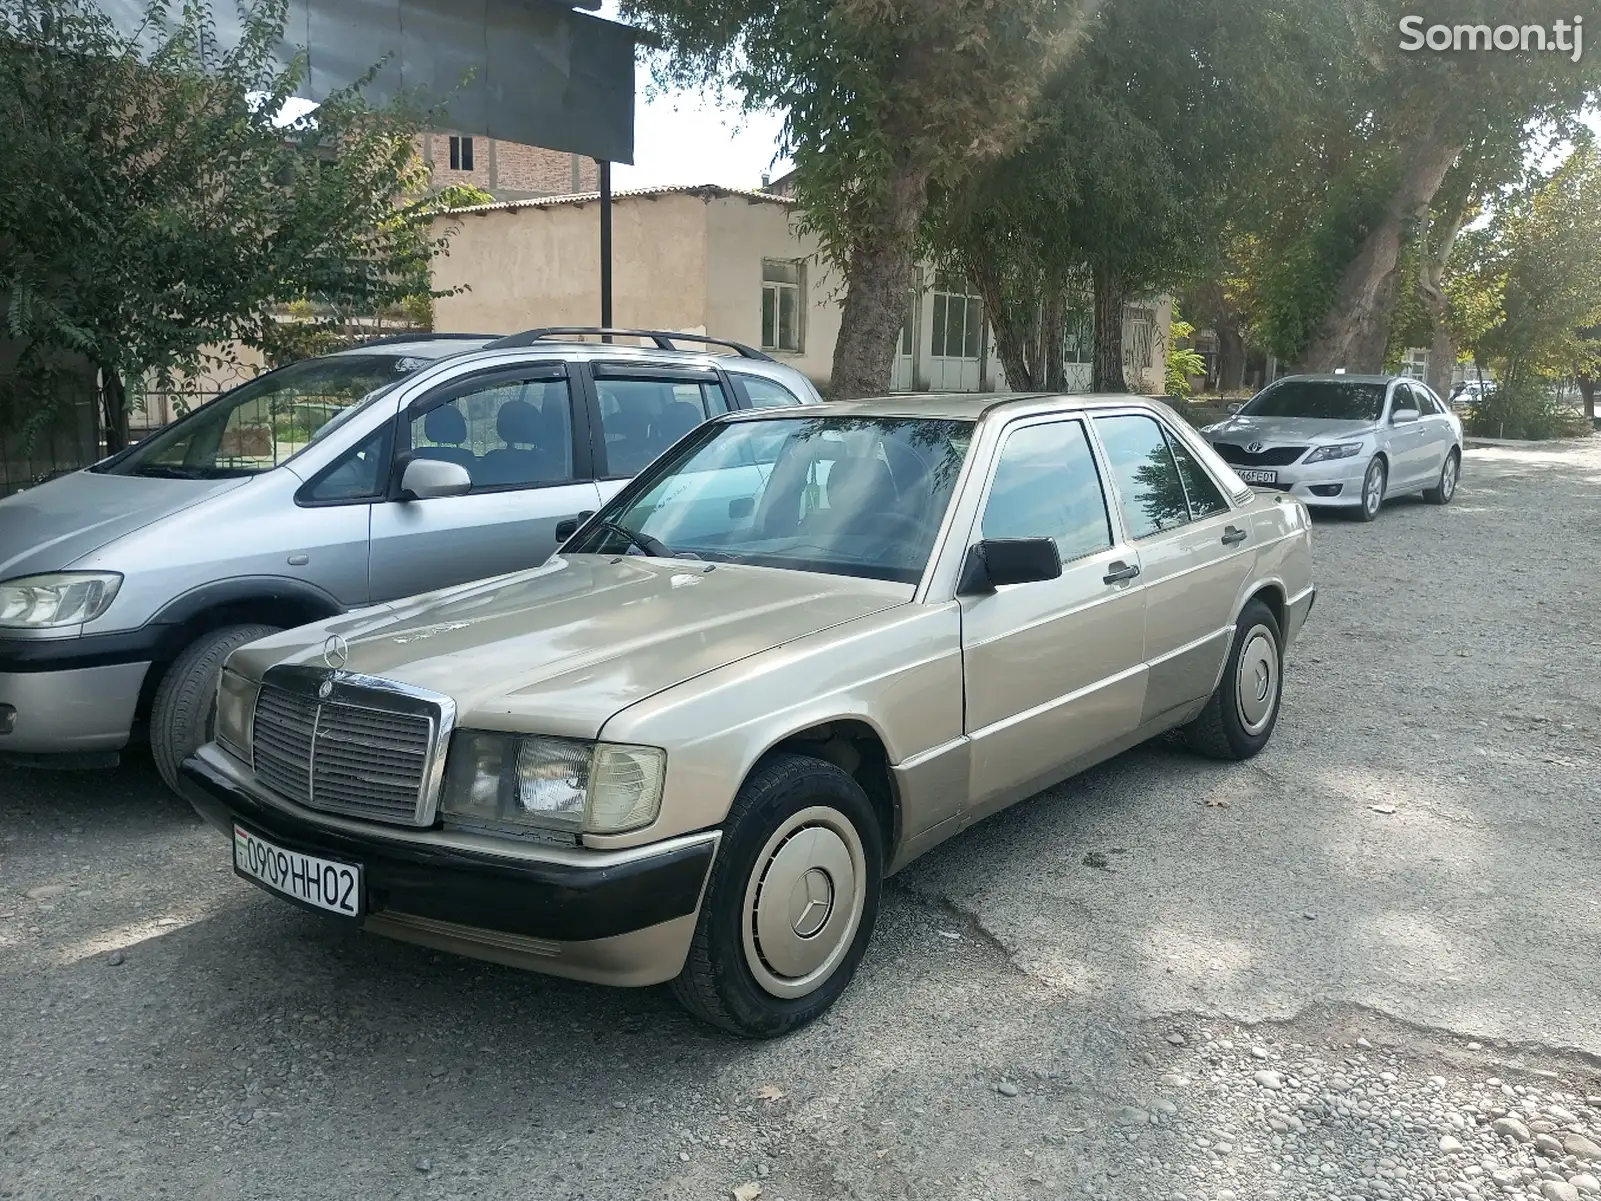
761,259 -> 805,353
1123,306 -> 1155,381
931,272 -> 983,360
449,135 -> 474,172
1062,294 -> 1093,365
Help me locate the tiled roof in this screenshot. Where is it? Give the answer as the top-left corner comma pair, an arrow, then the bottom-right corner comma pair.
439,183 -> 796,215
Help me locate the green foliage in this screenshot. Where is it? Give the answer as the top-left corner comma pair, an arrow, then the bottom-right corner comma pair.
1465,379 -> 1588,440
1165,307 -> 1205,400
0,0 -> 465,439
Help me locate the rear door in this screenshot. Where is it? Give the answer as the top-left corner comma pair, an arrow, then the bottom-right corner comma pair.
584,364 -> 733,505
960,416 -> 1147,819
1411,383 -> 1457,480
366,365 -> 601,601
1388,382 -> 1432,486
1091,411 -> 1255,725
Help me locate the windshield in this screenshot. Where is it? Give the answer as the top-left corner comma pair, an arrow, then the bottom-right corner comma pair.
1239,380 -> 1387,422
96,354 -> 423,480
567,415 -> 974,585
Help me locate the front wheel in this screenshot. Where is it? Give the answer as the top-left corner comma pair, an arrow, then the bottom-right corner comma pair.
1181,600 -> 1284,761
671,753 -> 883,1038
1423,448 -> 1460,505
151,624 -> 280,793
1355,456 -> 1386,522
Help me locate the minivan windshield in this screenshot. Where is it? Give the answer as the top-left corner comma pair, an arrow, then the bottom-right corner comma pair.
96,354 -> 423,480
1238,379 -> 1387,422
567,415 -> 973,584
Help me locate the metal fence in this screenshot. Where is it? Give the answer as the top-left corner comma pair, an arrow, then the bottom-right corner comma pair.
0,397 -> 102,501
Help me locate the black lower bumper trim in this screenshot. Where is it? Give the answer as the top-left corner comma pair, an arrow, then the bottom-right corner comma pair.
179,755 -> 715,943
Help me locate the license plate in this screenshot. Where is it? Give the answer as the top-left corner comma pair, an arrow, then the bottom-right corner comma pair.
233,824 -> 363,918
1237,469 -> 1278,484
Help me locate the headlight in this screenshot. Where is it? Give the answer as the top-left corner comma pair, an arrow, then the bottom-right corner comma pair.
0,572 -> 123,628
215,669 -> 260,762
1303,442 -> 1364,464
440,732 -> 666,838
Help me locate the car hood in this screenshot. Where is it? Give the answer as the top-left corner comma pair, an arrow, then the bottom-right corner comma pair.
1204,416 -> 1378,444
0,470 -> 251,580
230,555 -> 912,740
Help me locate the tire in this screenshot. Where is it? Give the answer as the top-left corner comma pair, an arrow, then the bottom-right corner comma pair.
671,753 -> 884,1038
150,624 -> 280,793
1355,456 -> 1386,522
1423,448 -> 1460,505
1181,600 -> 1284,762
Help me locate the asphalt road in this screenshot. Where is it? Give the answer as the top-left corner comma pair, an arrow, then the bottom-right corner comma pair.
4,440 -> 1600,1201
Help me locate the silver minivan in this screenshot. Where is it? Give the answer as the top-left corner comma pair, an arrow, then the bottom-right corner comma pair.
0,328 -> 821,788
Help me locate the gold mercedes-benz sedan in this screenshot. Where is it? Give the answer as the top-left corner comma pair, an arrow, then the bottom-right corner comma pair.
178,393 -> 1315,1037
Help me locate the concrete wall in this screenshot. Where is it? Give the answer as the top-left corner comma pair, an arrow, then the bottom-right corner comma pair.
418,134 -> 596,202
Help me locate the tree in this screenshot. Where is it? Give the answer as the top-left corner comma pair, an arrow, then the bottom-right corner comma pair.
0,0 -> 464,450
620,0 -> 1097,398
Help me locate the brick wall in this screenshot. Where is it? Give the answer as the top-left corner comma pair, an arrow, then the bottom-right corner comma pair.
417,133 -> 596,201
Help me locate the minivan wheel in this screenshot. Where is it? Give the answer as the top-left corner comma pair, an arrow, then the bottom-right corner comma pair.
1181,599 -> 1284,762
150,624 -> 280,794
1423,449 -> 1460,505
671,753 -> 883,1038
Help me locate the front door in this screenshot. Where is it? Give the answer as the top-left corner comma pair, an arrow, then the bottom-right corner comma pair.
961,417 -> 1148,819
367,367 -> 601,602
1091,412 -> 1256,722
1387,382 -> 1432,486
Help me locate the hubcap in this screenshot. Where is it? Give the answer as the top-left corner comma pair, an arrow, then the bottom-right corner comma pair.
1442,455 -> 1458,498
1234,624 -> 1280,735
1365,465 -> 1383,514
742,806 -> 868,1000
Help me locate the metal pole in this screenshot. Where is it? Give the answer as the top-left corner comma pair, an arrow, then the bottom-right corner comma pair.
599,160 -> 613,336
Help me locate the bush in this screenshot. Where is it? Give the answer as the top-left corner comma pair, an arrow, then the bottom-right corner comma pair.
1465,382 -> 1590,440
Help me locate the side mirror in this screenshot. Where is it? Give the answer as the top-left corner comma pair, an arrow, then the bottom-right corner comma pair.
555,510 -> 595,542
728,496 -> 755,519
1391,407 -> 1420,424
398,457 -> 472,500
1226,401 -> 1244,414
957,538 -> 1063,595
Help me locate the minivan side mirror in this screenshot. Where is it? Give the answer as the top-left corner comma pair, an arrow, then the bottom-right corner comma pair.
957,538 -> 1063,595
398,457 -> 472,500
1391,407 -> 1420,424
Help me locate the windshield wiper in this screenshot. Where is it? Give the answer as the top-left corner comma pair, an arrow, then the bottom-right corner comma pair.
130,465 -> 206,480
600,519 -> 673,558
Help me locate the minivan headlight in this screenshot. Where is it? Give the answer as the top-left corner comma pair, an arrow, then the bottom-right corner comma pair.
215,669 -> 260,762
0,572 -> 123,628
440,732 -> 666,837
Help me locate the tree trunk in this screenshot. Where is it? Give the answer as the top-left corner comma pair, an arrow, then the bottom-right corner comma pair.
1580,376 -> 1597,421
1299,124 -> 1465,373
828,164 -> 932,400
1092,264 -> 1127,393
99,364 -> 129,455
1425,326 -> 1456,398
1216,322 -> 1246,394
1042,286 -> 1066,392
967,250 -> 1036,390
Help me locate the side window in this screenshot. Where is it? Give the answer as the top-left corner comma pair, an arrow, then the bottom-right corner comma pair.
1093,414 -> 1193,539
1163,428 -> 1230,519
736,374 -> 805,409
1391,384 -> 1419,416
980,421 -> 1113,565
305,427 -> 388,503
1414,385 -> 1442,416
596,378 -> 720,477
409,377 -> 574,491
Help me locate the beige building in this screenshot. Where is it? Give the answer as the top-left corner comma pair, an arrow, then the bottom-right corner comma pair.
430,184 -> 1171,395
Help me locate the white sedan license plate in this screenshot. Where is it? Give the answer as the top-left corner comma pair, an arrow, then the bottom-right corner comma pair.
1237,468 -> 1278,484
233,824 -> 363,918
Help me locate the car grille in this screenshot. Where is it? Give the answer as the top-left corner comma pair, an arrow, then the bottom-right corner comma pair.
251,684 -> 437,826
1212,442 -> 1309,467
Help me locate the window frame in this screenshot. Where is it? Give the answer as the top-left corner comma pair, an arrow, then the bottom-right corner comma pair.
386,362 -> 589,500
448,135 -> 474,172
973,416 -> 1116,567
760,259 -> 806,354
930,272 -> 984,362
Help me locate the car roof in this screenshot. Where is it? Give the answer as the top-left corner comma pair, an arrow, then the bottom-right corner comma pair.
390,339 -> 820,390
720,392 -> 1178,421
1268,373 -> 1401,385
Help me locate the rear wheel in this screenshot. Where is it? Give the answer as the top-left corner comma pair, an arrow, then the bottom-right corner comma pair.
1182,599 -> 1284,761
151,624 -> 280,793
1355,457 -> 1386,522
671,753 -> 883,1038
1423,449 -> 1460,505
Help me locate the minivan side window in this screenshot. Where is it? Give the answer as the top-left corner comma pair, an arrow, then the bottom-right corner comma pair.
409,378 -> 575,490
737,375 -> 805,409
596,378 -> 726,477
305,428 -> 389,503
1093,414 -> 1193,539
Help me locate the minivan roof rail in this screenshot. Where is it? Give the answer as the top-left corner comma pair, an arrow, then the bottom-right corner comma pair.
485,327 -> 774,361
352,332 -> 498,349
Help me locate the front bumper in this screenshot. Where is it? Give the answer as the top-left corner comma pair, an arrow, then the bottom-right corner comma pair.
1218,448 -> 1370,507
0,660 -> 150,754
178,747 -> 718,987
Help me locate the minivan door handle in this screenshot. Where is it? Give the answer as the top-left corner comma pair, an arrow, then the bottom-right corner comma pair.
1221,526 -> 1248,546
1103,561 -> 1141,585
555,511 -> 595,542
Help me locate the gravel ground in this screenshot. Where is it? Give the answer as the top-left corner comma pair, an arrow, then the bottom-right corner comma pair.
3,439 -> 1599,1201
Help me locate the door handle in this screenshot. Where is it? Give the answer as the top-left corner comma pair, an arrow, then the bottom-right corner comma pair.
1221,526 -> 1248,546
1103,561 -> 1141,585
554,510 -> 595,542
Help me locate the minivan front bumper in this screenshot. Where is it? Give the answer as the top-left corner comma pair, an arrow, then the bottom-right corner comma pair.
177,747 -> 718,987
0,660 -> 150,754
